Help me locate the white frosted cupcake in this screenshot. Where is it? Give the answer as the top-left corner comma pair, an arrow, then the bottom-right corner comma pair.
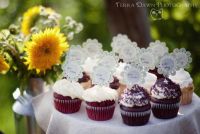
82,85 -> 118,121
141,72 -> 157,94
53,79 -> 84,113
169,69 -> 194,105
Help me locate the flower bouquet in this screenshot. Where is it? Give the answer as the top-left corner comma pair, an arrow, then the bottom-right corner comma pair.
0,6 -> 83,94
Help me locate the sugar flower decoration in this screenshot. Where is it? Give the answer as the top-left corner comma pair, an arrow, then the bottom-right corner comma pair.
111,34 -> 134,54
138,48 -> 157,71
149,40 -> 169,63
62,61 -> 83,82
82,39 -> 103,58
118,43 -> 139,63
172,48 -> 192,69
91,65 -> 114,86
122,64 -> 146,88
98,51 -> 119,70
157,54 -> 178,77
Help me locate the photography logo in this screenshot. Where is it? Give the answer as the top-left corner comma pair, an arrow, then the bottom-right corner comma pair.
150,8 -> 163,20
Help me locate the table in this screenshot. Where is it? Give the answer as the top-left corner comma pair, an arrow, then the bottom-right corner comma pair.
32,91 -> 200,134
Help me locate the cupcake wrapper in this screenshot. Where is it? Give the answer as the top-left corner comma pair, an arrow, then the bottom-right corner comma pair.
54,98 -> 82,114
151,102 -> 180,119
151,102 -> 180,109
86,104 -> 115,121
120,109 -> 151,126
120,109 -> 151,117
181,90 -> 193,105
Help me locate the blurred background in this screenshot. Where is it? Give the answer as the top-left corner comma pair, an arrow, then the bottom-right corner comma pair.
0,0 -> 200,133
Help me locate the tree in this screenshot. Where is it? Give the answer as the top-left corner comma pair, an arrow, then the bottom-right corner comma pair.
105,0 -> 151,47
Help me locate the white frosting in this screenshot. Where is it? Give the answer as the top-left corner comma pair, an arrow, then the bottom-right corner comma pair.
81,57 -> 99,75
169,69 -> 193,89
82,85 -> 118,102
53,79 -> 84,99
141,72 -> 157,92
113,62 -> 127,84
151,85 -> 167,99
150,78 -> 181,99
119,85 -> 150,107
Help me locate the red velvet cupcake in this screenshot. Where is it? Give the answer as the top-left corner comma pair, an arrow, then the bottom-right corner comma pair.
82,85 -> 118,121
150,77 -> 181,119
119,85 -> 151,126
53,79 -> 84,114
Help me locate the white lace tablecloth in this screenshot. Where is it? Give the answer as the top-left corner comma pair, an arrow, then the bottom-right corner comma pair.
32,91 -> 200,134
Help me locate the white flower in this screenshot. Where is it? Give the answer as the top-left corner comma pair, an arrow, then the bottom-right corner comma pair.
67,32 -> 74,40
75,23 -> 83,33
65,16 -> 73,22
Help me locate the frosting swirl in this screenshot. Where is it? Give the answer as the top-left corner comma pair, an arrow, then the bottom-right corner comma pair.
82,85 -> 118,102
53,79 -> 84,99
119,85 -> 150,107
150,78 -> 181,99
169,69 -> 193,89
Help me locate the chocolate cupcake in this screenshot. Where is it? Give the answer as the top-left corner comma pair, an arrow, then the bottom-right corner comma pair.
82,85 -> 118,121
150,77 -> 181,119
53,79 -> 84,114
119,85 -> 151,126
78,72 -> 91,89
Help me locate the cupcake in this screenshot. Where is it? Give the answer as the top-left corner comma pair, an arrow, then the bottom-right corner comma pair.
82,85 -> 118,121
109,76 -> 120,90
169,69 -> 194,105
141,72 -> 157,94
119,85 -> 151,126
150,77 -> 181,119
53,79 -> 84,113
78,72 -> 92,89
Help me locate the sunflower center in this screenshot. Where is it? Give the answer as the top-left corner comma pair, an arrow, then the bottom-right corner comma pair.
44,47 -> 51,54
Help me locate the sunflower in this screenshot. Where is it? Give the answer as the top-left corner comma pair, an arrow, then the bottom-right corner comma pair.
21,6 -> 55,35
25,28 -> 69,73
0,55 -> 10,74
